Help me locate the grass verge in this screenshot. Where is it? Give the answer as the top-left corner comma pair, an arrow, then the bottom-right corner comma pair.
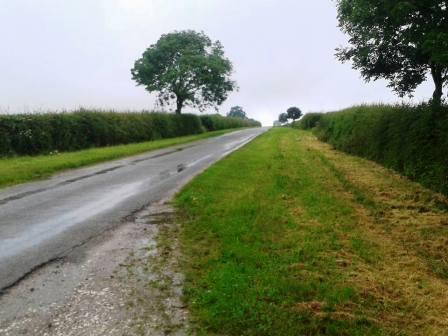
0,129 -> 237,189
304,104 -> 448,196
175,128 -> 448,335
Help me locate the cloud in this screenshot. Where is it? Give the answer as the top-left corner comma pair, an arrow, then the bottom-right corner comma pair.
0,1 -> 434,124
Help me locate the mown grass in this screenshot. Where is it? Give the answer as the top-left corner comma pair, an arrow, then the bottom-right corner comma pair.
0,129 -> 235,189
176,128 -> 382,335
175,128 -> 448,335
300,104 -> 448,196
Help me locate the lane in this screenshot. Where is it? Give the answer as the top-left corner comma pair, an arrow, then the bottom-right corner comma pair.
0,127 -> 268,290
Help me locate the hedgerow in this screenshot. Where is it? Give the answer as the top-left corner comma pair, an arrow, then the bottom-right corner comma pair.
308,104 -> 448,195
293,113 -> 323,130
0,110 -> 259,156
199,114 -> 261,131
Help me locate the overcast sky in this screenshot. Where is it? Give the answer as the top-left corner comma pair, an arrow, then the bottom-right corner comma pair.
1,0 -> 434,125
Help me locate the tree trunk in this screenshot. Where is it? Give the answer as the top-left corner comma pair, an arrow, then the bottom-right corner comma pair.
176,97 -> 184,114
431,65 -> 443,106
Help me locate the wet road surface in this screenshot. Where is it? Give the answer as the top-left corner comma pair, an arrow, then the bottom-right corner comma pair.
0,127 -> 267,291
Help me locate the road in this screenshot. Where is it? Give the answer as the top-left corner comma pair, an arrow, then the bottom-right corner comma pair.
0,127 -> 267,291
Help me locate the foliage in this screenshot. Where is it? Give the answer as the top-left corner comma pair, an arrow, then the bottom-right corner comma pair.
200,114 -> 261,131
0,110 -> 260,157
131,30 -> 236,114
287,106 -> 302,121
294,113 -> 324,130
336,0 -> 448,104
278,112 -> 289,124
314,104 -> 448,195
227,106 -> 247,119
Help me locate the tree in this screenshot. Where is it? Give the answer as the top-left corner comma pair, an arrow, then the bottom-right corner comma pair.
278,112 -> 289,124
287,106 -> 302,121
227,106 -> 247,119
336,0 -> 448,105
131,30 -> 236,114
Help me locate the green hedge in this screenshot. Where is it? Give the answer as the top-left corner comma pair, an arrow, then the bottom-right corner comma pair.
293,113 -> 324,130
310,104 -> 448,196
200,114 -> 261,131
0,110 -> 259,157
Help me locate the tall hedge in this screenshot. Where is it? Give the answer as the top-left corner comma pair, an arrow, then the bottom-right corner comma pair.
293,113 -> 324,130
0,110 -> 258,157
199,114 -> 261,131
310,104 -> 448,196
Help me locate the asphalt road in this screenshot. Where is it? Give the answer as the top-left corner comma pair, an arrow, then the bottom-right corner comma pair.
0,127 -> 267,291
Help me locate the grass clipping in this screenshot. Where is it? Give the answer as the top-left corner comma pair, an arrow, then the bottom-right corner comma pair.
176,128 -> 448,336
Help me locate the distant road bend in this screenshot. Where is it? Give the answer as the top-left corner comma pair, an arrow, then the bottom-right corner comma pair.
0,127 -> 267,290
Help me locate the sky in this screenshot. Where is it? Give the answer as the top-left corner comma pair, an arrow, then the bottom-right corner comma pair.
0,0 -> 434,125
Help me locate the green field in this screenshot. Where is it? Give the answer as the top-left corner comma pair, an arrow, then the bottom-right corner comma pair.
175,128 -> 448,335
0,129 -> 236,189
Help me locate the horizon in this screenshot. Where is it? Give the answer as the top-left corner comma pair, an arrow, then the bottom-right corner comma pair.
0,1 -> 435,126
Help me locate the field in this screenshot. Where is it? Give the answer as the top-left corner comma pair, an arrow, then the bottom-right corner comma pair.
175,128 -> 448,335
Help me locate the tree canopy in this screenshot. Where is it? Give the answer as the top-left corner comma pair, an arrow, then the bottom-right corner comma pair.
278,112 -> 289,124
131,30 -> 236,114
287,106 -> 302,121
336,0 -> 448,105
227,106 -> 247,119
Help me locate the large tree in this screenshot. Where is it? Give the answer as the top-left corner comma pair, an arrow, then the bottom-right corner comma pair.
227,106 -> 247,119
336,0 -> 448,105
131,30 -> 236,114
